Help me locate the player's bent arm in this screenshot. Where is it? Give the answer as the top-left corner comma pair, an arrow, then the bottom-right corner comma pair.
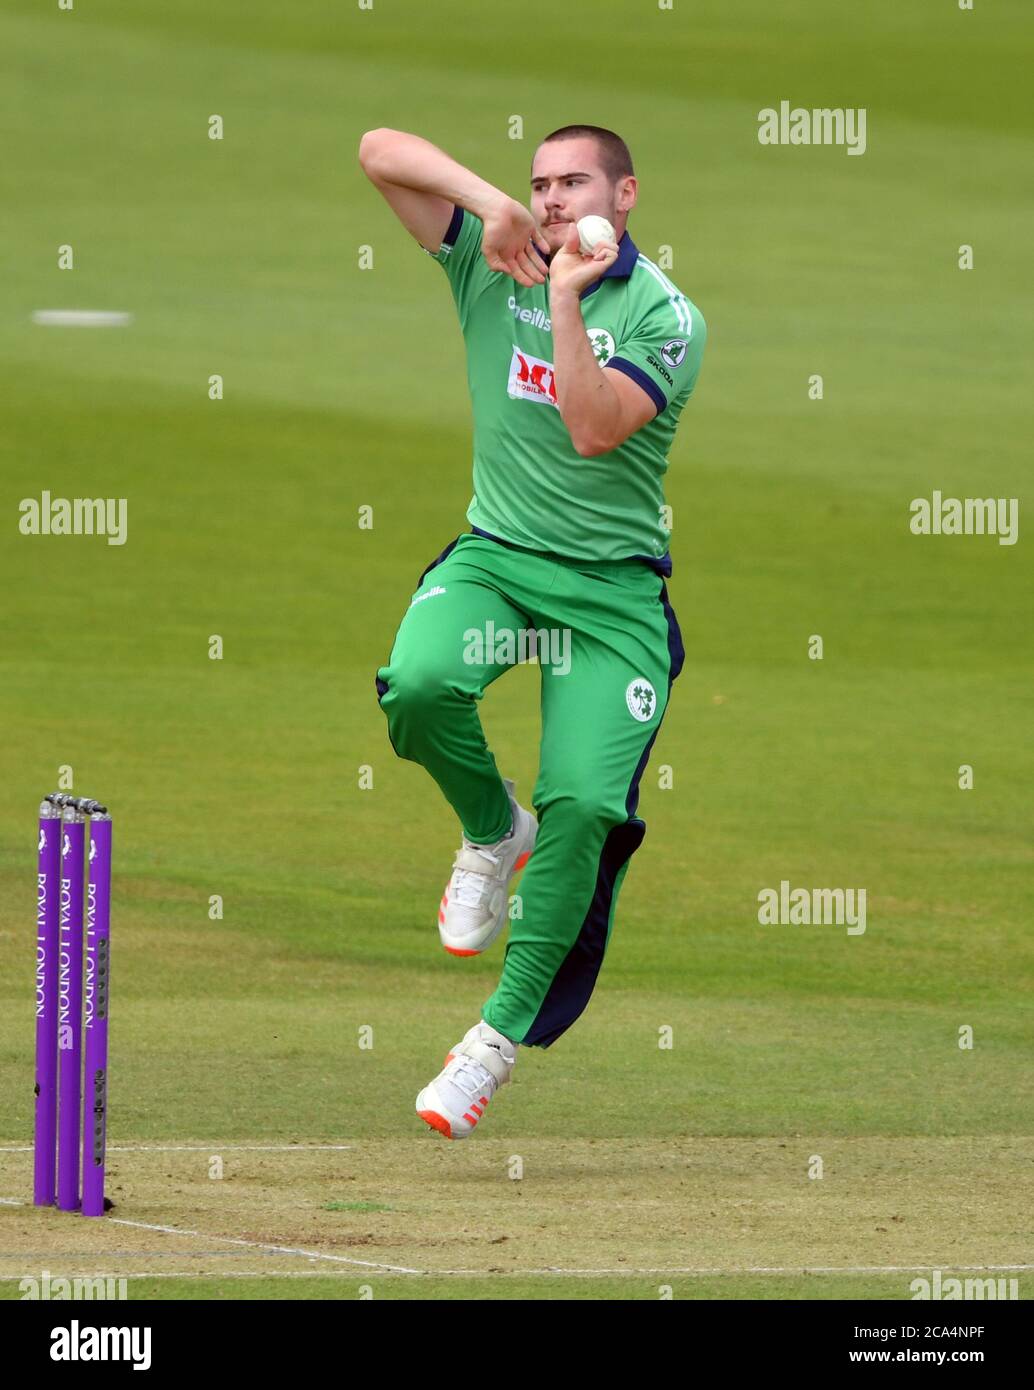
564,368 -> 655,459
362,177 -> 454,256
552,286 -> 658,455
358,127 -> 501,254
588,370 -> 659,454
358,128 -> 548,286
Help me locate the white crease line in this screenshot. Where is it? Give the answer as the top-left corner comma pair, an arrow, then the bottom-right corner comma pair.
5,1196 -> 1034,1278
0,1270 -> 378,1281
1,1265 -> 1032,1279
5,1194 -> 1032,1280
1,1212 -> 1031,1283
2,1197 -> 418,1275
108,1218 -> 422,1275
470,1263 -> 1034,1276
0,1270 -> 476,1281
344,1263 -> 1034,1277
3,1251 -> 299,1260
0,1145 -> 353,1153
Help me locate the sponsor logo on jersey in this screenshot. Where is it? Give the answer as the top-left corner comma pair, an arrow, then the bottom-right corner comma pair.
507,295 -> 552,333
626,677 -> 657,722
661,338 -> 687,368
646,353 -> 674,387
507,346 -> 559,408
410,585 -> 447,607
585,328 -> 615,365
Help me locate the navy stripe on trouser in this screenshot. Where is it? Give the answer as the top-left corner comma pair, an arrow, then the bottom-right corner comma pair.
521,580 -> 685,1048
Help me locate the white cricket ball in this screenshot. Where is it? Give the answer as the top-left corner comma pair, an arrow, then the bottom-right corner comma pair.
576,215 -> 616,255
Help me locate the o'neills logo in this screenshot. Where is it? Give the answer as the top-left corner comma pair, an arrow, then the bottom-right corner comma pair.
507,295 -> 552,333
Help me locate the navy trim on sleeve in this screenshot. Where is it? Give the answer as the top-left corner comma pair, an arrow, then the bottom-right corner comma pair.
605,357 -> 667,415
442,203 -> 464,248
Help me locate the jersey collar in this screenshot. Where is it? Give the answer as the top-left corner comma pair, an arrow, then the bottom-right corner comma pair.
542,229 -> 640,301
582,229 -> 639,299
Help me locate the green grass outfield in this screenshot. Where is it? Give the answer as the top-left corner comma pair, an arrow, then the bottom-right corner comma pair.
0,0 -> 1031,1300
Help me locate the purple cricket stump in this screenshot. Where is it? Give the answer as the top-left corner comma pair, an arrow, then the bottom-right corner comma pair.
57,806 -> 86,1212
82,814 -> 112,1217
34,800 -> 62,1206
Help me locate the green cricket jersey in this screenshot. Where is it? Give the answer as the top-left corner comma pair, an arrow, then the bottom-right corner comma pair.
424,204 -> 706,571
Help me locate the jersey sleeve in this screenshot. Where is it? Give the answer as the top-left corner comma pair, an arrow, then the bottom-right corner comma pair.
422,205 -> 496,324
605,293 -> 706,416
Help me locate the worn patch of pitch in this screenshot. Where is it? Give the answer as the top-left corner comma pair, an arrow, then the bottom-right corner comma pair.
1,1136 -> 1030,1281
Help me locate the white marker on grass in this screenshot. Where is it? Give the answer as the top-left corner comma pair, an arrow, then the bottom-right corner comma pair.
32,310 -> 133,327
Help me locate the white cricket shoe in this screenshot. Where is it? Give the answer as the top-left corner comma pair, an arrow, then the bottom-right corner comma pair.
415,1021 -> 518,1140
438,777 -> 537,956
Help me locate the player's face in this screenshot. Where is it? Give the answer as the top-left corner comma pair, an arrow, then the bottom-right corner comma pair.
530,137 -> 627,251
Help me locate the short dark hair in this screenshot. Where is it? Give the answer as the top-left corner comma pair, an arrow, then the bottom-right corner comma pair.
536,125 -> 635,186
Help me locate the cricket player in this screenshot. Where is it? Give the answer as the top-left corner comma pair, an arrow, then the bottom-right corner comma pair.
359,124 -> 706,1138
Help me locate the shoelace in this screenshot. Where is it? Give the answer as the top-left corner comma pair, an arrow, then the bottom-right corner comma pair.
451,842 -> 503,908
448,1054 -> 497,1098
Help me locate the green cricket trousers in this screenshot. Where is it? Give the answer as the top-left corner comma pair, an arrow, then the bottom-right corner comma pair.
375,529 -> 685,1048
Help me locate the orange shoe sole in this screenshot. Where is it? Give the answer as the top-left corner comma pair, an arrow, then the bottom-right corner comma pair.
417,1109 -> 453,1139
418,1094 -> 490,1138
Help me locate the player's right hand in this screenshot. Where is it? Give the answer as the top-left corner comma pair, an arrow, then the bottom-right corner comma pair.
481,195 -> 550,287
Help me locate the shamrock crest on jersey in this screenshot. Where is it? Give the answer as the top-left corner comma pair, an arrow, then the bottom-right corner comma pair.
626,677 -> 657,722
586,328 -> 616,365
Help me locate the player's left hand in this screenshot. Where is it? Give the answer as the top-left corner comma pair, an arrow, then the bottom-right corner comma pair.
547,222 -> 619,298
